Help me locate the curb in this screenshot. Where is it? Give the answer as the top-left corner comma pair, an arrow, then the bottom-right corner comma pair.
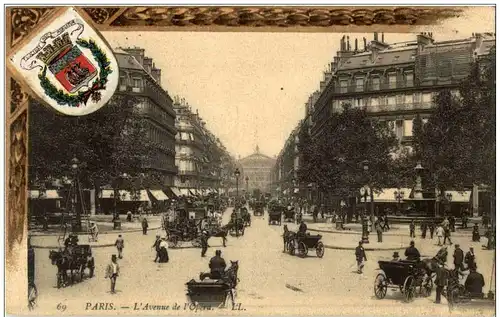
309,228 -> 473,238
323,244 -> 406,251
30,226 -> 162,237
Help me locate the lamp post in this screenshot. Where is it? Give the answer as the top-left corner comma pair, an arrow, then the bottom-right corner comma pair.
234,168 -> 241,198
394,189 -> 404,215
360,186 -> 370,244
113,172 -> 128,223
362,160 -> 375,232
71,157 -> 82,232
445,192 -> 453,216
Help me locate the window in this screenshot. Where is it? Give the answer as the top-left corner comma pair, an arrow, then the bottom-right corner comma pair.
387,96 -> 396,105
403,120 -> 413,137
132,77 -> 143,92
331,100 -> 338,112
422,93 -> 432,103
388,73 -> 397,89
405,72 -> 414,87
371,77 -> 380,90
395,120 -> 403,139
355,78 -> 364,92
355,98 -> 363,108
370,97 -> 379,107
180,132 -> 190,140
119,76 -> 127,91
405,94 -> 413,104
340,80 -> 348,93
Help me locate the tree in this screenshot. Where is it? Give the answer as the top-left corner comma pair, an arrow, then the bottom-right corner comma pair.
305,103 -> 398,201
29,94 -> 157,214
296,123 -> 314,185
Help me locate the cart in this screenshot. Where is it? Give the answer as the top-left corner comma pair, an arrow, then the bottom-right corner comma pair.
287,234 -> 325,258
374,260 -> 432,303
268,210 -> 282,225
186,279 -> 233,308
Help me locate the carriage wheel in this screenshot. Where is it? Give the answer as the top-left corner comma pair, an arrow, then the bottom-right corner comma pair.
298,242 -> 308,258
169,236 -> 179,248
373,274 -> 387,299
288,241 -> 295,255
316,242 -> 325,258
28,283 -> 38,310
403,276 -> 416,303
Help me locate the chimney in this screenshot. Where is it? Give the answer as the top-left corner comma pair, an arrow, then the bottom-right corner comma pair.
151,68 -> 161,84
143,57 -> 153,74
417,32 -> 434,48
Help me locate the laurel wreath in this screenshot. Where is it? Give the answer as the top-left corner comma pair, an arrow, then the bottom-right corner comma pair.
38,38 -> 112,107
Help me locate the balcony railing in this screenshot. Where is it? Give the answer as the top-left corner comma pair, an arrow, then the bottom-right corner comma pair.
335,80 -> 415,94
366,102 -> 434,113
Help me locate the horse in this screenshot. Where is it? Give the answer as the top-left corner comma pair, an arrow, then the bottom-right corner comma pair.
49,250 -> 81,288
210,226 -> 229,247
222,261 -> 239,309
283,225 -> 296,252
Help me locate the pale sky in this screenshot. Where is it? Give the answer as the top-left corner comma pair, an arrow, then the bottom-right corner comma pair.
103,8 -> 493,159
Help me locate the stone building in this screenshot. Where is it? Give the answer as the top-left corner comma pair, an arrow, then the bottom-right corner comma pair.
238,146 -> 275,194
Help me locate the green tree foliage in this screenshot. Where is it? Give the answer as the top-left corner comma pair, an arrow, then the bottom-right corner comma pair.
302,103 -> 398,199
28,94 -> 156,188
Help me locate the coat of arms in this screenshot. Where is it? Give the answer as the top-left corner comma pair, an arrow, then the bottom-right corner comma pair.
10,8 -> 118,116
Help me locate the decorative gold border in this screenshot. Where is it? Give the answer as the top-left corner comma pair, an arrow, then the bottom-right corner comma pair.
2,5 -> 484,314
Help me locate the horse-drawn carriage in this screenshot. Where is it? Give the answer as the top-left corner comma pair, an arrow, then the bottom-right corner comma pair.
228,214 -> 245,237
287,233 -> 325,258
49,244 -> 95,289
240,207 -> 251,227
186,261 -> 239,309
374,260 -> 432,302
283,207 -> 295,222
28,242 -> 37,310
268,206 -> 285,225
253,201 -> 265,216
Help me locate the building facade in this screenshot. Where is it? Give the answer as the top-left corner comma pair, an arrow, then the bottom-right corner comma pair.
173,97 -> 235,195
238,146 -> 275,194
115,47 -> 178,187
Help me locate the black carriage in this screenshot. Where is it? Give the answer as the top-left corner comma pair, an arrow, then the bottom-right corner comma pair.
228,217 -> 245,237
49,244 -> 95,289
287,234 -> 324,258
283,208 -> 295,222
28,243 -> 37,310
240,208 -> 251,227
186,279 -> 233,308
374,260 -> 432,302
268,206 -> 285,225
253,202 -> 265,216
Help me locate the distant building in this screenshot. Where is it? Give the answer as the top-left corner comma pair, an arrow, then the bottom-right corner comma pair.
238,146 -> 275,193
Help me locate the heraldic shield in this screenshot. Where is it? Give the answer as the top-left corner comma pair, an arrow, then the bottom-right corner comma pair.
9,7 -> 119,116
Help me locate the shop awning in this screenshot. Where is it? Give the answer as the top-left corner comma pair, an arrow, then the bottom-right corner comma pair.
29,190 -> 61,199
179,188 -> 190,196
445,190 -> 471,203
365,188 -> 411,203
170,187 -> 182,197
148,189 -> 169,201
101,189 -> 150,201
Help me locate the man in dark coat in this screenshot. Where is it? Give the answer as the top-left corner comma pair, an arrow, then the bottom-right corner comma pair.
200,230 -> 209,257
200,250 -> 227,280
428,222 -> 435,239
355,241 -> 367,274
465,266 -> 485,298
453,244 -> 464,271
421,222 -> 428,239
404,241 -> 421,261
142,217 -> 149,235
472,223 -> 481,242
434,264 -> 448,304
409,220 -> 416,238
152,234 -> 161,262
465,247 -> 476,270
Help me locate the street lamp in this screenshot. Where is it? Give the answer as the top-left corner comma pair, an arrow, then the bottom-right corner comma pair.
394,189 -> 404,215
69,157 -> 83,232
234,168 -> 241,198
245,176 -> 249,196
360,186 -> 370,244
362,160 -> 375,232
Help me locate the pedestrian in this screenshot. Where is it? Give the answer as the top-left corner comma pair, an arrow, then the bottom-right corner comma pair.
200,230 -> 209,257
449,216 -> 456,232
152,234 -> 161,262
453,244 -> 464,271
382,215 -> 390,231
376,220 -> 383,243
142,217 -> 148,235
409,220 -> 416,238
444,225 -> 452,245
472,223 -> 480,242
421,221 -> 428,239
355,241 -> 367,274
434,264 -> 447,304
105,254 -> 120,294
320,204 -> 325,219
126,211 -> 132,222
465,247 -> 476,270
428,222 -> 435,239
436,225 -> 444,246
115,234 -> 124,259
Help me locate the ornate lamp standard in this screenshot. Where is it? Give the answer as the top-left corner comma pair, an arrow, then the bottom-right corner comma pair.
112,172 -> 128,226
394,189 -> 404,215
360,185 -> 370,244
362,160 -> 375,232
245,176 -> 249,194
234,168 -> 241,198
70,157 -> 83,232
